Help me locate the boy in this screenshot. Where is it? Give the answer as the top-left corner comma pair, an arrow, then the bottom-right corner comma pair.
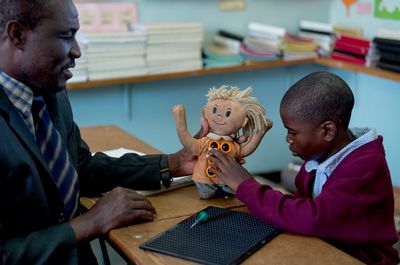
208,71 -> 399,264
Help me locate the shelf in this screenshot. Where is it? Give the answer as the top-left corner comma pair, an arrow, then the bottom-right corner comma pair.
67,58 -> 400,90
315,58 -> 400,83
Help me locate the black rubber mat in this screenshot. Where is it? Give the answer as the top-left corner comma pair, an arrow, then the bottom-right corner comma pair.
140,206 -> 281,265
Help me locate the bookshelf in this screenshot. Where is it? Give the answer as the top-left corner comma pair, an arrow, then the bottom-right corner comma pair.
315,58 -> 400,83
67,58 -> 400,90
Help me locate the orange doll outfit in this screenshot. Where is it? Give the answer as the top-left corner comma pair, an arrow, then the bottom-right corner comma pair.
192,133 -> 242,184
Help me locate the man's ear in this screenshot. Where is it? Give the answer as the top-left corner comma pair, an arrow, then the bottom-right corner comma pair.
321,120 -> 337,142
5,21 -> 27,49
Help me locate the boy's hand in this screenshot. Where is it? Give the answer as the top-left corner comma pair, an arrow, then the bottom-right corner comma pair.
207,149 -> 252,192
168,113 -> 247,177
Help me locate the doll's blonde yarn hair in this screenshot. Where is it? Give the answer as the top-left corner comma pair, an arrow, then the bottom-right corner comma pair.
206,85 -> 267,145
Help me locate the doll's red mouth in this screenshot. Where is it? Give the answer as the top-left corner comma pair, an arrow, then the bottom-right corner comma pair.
212,120 -> 226,126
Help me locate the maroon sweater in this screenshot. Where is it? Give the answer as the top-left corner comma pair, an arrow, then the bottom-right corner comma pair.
237,136 -> 399,264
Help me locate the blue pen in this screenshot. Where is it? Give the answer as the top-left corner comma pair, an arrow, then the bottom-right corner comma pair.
190,211 -> 209,228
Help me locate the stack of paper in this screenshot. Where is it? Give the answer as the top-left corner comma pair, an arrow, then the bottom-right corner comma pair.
333,25 -> 363,38
280,33 -> 319,61
242,22 -> 284,63
77,31 -> 147,80
132,23 -> 203,74
203,45 -> 243,68
372,28 -> 400,73
203,30 -> 244,68
299,20 -> 333,57
101,147 -> 194,196
213,35 -> 241,54
331,34 -> 371,66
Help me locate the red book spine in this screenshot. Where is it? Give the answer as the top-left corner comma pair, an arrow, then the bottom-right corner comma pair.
336,34 -> 371,48
334,39 -> 370,56
331,52 -> 366,65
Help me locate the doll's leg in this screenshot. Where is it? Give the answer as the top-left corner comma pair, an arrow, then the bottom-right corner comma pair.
194,182 -> 218,199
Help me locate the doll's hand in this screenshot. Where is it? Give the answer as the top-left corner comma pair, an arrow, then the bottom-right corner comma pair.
263,118 -> 273,134
172,104 -> 185,121
207,149 -> 252,192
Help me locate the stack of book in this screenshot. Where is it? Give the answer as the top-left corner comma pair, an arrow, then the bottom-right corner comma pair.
132,23 -> 203,74
331,34 -> 371,65
299,20 -> 333,57
203,30 -> 244,68
280,33 -> 319,61
77,31 -> 147,81
203,45 -> 243,68
333,25 -> 363,38
241,22 -> 285,63
373,29 -> 400,73
213,30 -> 243,54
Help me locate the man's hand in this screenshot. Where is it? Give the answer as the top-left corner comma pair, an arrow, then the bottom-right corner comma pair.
69,187 -> 156,241
168,115 -> 248,176
167,116 -> 209,176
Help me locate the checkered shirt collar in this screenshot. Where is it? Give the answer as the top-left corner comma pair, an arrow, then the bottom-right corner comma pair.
0,70 -> 34,117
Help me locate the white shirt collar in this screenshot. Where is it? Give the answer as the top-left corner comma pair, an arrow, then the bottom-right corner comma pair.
207,132 -> 233,141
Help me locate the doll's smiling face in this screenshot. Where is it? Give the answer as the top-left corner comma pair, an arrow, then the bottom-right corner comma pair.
204,99 -> 247,136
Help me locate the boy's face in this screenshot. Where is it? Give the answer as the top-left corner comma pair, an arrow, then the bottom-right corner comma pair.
280,109 -> 327,162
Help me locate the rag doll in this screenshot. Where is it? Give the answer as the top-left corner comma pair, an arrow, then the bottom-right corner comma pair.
173,85 -> 272,198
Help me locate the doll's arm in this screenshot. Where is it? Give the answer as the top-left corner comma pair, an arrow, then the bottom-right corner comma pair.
241,119 -> 273,157
172,104 -> 198,154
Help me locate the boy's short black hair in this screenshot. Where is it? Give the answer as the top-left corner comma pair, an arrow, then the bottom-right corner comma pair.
280,71 -> 354,128
0,0 -> 54,34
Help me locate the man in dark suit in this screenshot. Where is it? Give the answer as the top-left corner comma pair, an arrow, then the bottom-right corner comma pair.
0,0 -> 206,264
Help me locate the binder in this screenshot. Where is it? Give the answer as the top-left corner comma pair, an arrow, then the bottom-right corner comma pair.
299,20 -> 333,34
331,51 -> 366,65
379,51 -> 400,64
218,30 -> 244,42
334,39 -> 370,56
377,61 -> 400,73
336,34 -> 371,48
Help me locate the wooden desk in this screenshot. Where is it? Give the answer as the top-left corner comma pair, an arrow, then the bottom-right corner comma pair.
80,125 -> 162,154
110,210 -> 362,265
80,125 -> 363,265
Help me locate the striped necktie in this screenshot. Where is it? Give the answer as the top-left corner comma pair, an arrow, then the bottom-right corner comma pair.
32,94 -> 79,219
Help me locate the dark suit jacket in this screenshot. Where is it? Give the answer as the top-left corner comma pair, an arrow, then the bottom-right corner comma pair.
0,88 -> 163,264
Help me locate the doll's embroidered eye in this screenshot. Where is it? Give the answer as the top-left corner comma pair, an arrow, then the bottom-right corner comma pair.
226,111 -> 231,117
213,107 -> 217,114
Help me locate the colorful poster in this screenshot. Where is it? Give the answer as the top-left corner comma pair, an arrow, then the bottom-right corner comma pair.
342,0 -> 358,16
374,0 -> 400,20
75,2 -> 138,32
219,0 -> 245,11
356,2 -> 372,15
